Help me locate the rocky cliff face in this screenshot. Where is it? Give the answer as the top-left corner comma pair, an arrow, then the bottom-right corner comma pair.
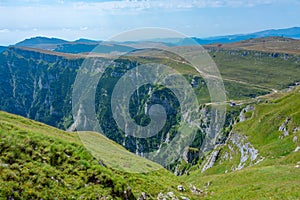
199,85 -> 300,174
0,47 -> 241,172
207,47 -> 300,61
0,47 -> 82,128
0,48 -> 208,167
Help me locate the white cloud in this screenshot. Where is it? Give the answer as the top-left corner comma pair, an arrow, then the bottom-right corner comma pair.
70,0 -> 280,11
0,0 -> 278,11
80,26 -> 88,31
0,29 -> 10,33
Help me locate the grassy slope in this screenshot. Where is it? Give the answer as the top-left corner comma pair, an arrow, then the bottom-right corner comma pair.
1,40 -> 300,199
185,87 -> 300,199
220,36 -> 300,55
129,46 -> 300,102
1,90 -> 299,199
129,51 -> 271,103
78,131 -> 163,173
211,51 -> 300,90
0,111 -> 195,199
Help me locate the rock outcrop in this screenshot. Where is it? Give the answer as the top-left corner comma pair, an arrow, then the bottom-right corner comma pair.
279,117 -> 290,138
230,133 -> 261,170
201,145 -> 220,172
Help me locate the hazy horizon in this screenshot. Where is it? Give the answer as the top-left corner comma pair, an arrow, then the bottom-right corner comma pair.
1,0 -> 300,45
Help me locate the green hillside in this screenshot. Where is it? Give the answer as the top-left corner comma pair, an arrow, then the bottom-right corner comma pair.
0,111 -> 194,199
185,86 -> 300,199
1,38 -> 300,200
78,131 -> 163,173
1,86 -> 300,199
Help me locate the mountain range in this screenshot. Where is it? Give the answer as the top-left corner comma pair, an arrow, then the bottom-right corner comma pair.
146,27 -> 300,46
0,27 -> 300,199
0,46 -> 6,53
8,27 -> 300,51
197,26 -> 300,44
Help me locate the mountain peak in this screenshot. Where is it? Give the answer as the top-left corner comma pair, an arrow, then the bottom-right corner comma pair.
16,36 -> 68,46
15,36 -> 69,50
73,38 -> 100,44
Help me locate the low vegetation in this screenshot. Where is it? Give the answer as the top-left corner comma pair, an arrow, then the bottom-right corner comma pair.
0,111 -> 193,199
185,87 -> 300,199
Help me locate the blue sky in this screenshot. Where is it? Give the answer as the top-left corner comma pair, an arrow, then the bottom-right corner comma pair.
0,0 -> 300,45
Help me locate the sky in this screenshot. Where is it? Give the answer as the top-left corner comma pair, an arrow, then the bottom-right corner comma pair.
0,0 -> 300,45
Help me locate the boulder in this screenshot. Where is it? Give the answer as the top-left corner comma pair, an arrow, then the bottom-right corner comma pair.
293,136 -> 298,144
177,185 -> 185,192
180,197 -> 190,200
157,192 -> 167,200
167,191 -> 178,200
138,192 -> 147,200
190,184 -> 203,195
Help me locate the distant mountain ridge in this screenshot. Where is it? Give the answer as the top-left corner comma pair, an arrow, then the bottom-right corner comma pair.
14,36 -> 135,54
0,46 -> 6,53
206,36 -> 300,55
74,38 -> 100,44
200,26 -> 300,44
54,43 -> 135,54
110,27 -> 300,45
15,36 -> 68,50
248,26 -> 300,38
12,27 -> 300,51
